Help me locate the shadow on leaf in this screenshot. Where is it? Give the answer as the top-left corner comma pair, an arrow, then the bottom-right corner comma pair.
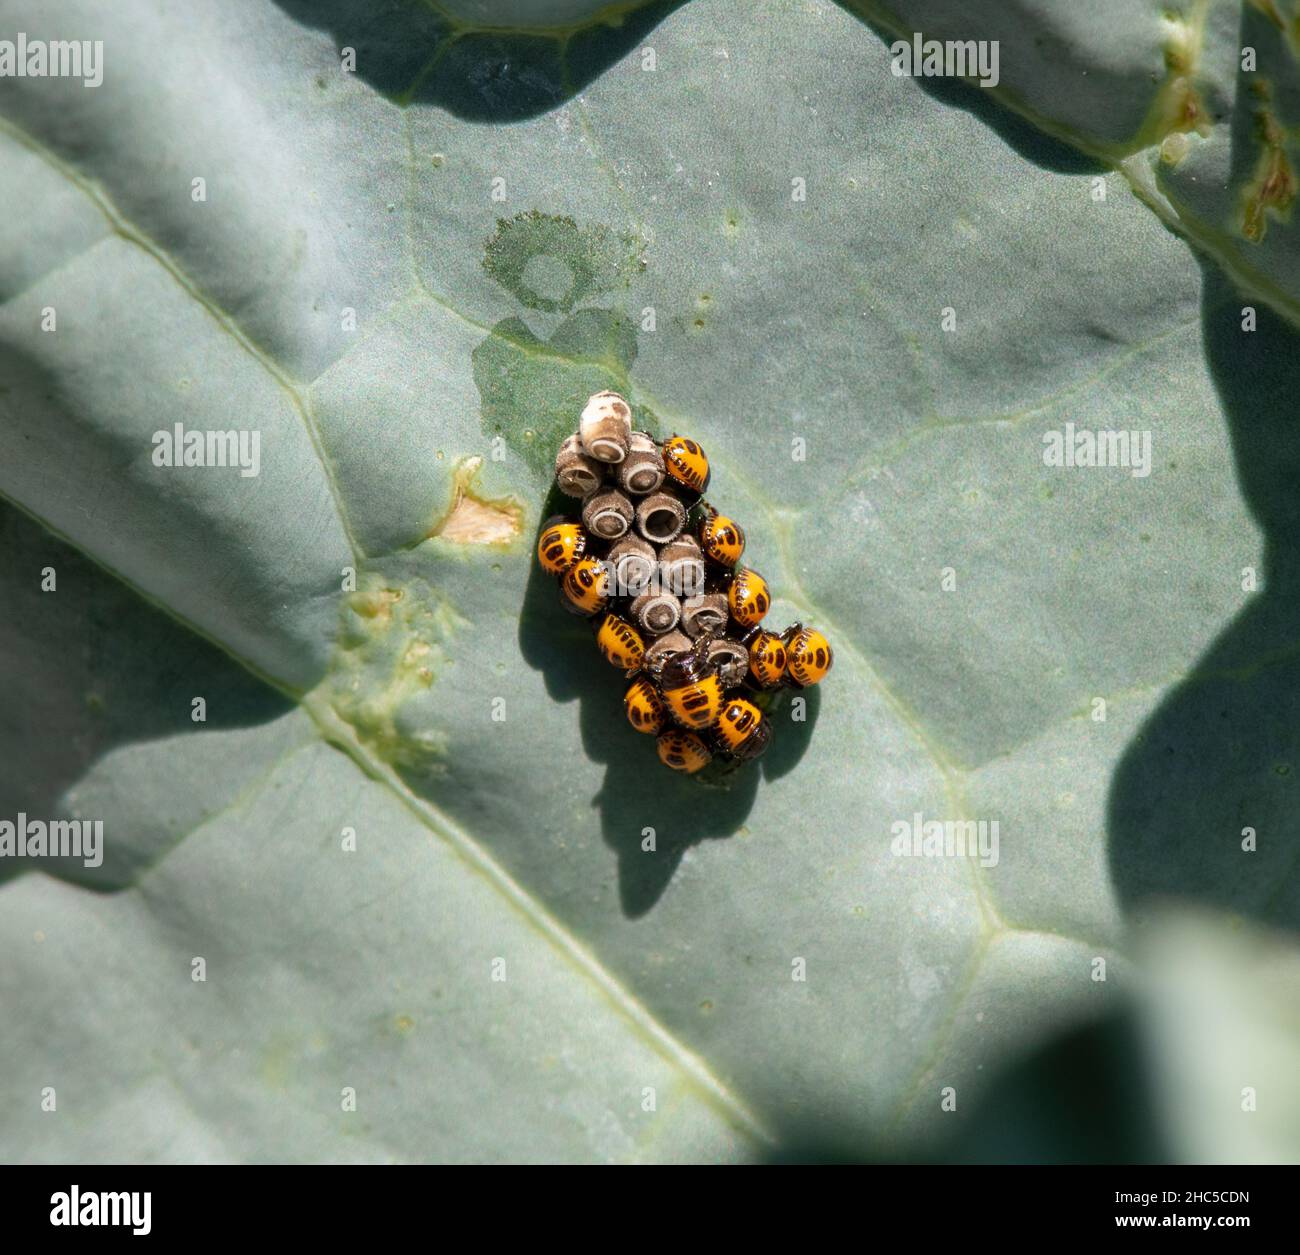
837,3 -> 1105,175
1107,263 -> 1300,933
769,1005 -> 1169,1164
0,497 -> 295,892
519,490 -> 788,917
271,0 -> 687,120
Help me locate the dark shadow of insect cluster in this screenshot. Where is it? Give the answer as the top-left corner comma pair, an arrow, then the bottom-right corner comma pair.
535,391 -> 833,780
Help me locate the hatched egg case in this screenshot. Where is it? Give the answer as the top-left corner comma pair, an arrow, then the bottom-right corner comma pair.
534,390 -> 832,779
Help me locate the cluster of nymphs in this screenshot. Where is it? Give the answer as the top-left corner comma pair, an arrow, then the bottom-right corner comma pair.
536,390 -> 833,775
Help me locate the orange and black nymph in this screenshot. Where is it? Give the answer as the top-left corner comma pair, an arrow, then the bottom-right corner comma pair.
661,435 -> 711,495
658,648 -> 724,730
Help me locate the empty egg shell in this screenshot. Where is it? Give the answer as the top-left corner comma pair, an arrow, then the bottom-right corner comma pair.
659,535 -> 706,599
554,433 -> 604,498
702,635 -> 749,686
579,390 -> 632,464
582,487 -> 634,541
643,630 -> 693,678
635,491 -> 688,545
618,431 -> 666,495
631,589 -> 682,635
607,534 -> 657,596
682,592 -> 729,639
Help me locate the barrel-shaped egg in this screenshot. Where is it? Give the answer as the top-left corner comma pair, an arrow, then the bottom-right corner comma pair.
582,487 -> 634,541
554,433 -> 603,498
703,636 -> 750,687
579,390 -> 632,463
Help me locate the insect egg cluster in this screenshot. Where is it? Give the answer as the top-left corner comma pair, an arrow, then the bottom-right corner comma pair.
536,390 -> 833,775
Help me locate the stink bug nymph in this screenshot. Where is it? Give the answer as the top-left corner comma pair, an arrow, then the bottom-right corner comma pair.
656,728 -> 712,774
661,435 -> 711,495
560,556 -> 610,617
783,624 -> 833,687
727,566 -> 771,629
699,506 -> 745,567
536,517 -> 588,575
624,674 -> 666,735
658,648 -> 724,730
594,612 -> 645,671
714,695 -> 771,761
745,627 -> 787,689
